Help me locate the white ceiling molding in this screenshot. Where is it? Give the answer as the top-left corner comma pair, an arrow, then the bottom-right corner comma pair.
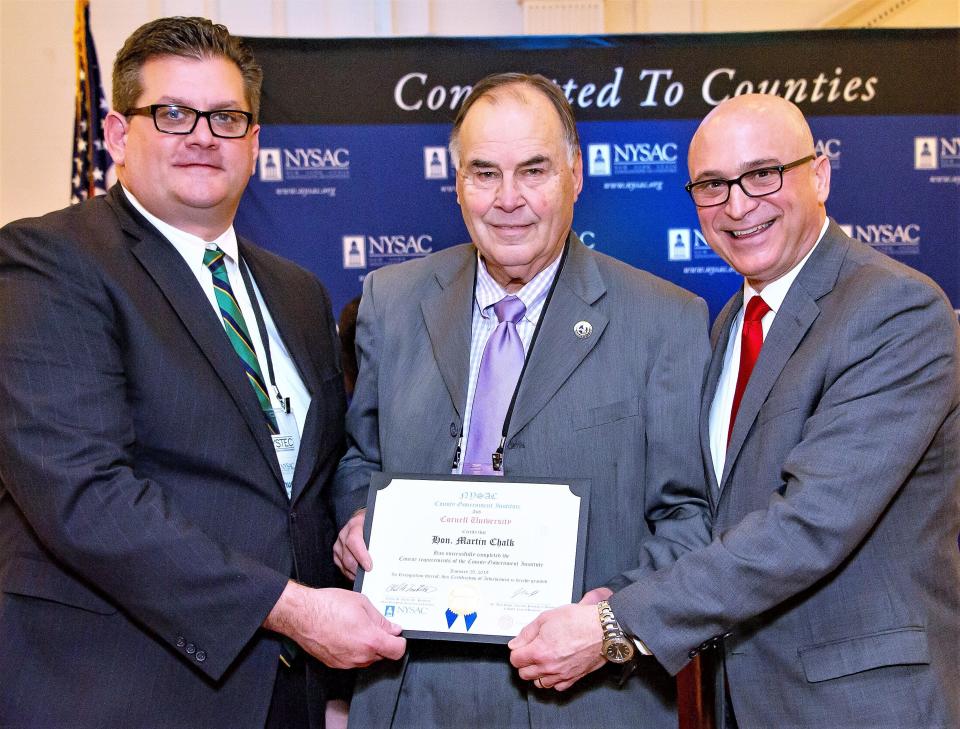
519,0 -> 605,34
271,0 -> 287,36
820,0 -> 922,27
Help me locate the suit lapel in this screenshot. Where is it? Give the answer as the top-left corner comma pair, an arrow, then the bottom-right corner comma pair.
109,188 -> 284,487
240,242 -> 321,389
701,294 -> 741,507
720,223 -> 848,488
508,235 -> 608,440
240,242 -> 328,503
290,401 -> 322,504
421,249 -> 476,418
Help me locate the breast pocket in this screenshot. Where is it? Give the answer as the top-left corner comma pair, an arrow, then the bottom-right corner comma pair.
758,392 -> 800,425
572,397 -> 640,431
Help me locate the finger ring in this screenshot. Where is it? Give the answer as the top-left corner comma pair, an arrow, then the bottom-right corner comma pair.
534,678 -> 543,688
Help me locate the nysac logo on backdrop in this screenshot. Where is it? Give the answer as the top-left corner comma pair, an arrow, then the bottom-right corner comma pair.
815,138 -> 841,168
668,228 -> 691,261
424,147 -> 449,179
587,144 -> 612,176
258,147 -> 350,181
914,136 -> 960,170
840,223 -> 921,254
587,142 -> 678,176
259,149 -> 283,181
342,234 -> 434,270
667,228 -> 720,261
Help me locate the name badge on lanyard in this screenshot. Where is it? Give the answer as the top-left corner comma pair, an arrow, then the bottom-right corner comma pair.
271,406 -> 300,498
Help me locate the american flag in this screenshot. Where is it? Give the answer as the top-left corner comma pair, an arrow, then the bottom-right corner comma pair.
71,0 -> 111,204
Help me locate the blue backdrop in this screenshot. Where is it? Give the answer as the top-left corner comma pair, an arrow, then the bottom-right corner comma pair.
236,30 -> 960,322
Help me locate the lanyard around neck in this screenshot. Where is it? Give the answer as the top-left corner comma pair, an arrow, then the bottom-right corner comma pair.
237,255 -> 289,412
452,238 -> 570,472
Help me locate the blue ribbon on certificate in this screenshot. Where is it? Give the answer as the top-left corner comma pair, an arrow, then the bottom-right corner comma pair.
445,609 -> 478,631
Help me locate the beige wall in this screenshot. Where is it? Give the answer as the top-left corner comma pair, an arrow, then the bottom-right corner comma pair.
1,0 -> 957,225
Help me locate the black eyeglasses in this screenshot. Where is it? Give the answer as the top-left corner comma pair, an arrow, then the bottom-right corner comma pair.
124,104 -> 253,139
685,155 -> 816,207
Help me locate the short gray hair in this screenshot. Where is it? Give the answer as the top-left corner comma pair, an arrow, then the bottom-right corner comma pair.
448,72 -> 580,168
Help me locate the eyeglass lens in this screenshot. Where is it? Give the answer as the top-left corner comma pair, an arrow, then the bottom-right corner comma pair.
690,168 -> 782,205
153,106 -> 249,137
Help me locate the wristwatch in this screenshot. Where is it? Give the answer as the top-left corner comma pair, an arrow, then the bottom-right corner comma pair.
597,600 -> 635,664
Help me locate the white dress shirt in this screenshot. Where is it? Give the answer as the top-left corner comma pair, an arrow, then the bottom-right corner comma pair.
708,218 -> 829,485
123,187 -> 311,446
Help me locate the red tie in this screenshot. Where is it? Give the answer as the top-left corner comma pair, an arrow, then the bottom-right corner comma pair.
728,296 -> 771,444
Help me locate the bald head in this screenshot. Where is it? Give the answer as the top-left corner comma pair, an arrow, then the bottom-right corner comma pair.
691,95 -> 815,174
686,94 -> 831,291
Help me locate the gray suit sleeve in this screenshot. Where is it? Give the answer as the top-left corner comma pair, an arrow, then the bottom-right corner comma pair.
610,273 -> 960,674
332,271 -> 383,528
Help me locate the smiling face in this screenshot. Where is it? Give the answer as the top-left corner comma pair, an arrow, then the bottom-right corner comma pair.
454,84 -> 582,292
104,54 -> 259,240
688,94 -> 830,291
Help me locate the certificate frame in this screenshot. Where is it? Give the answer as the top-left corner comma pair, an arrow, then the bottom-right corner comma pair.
354,472 -> 590,644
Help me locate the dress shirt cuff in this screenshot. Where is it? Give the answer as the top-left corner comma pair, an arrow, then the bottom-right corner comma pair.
632,637 -> 652,656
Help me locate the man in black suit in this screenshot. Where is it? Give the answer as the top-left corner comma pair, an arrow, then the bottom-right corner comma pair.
0,16 -> 403,729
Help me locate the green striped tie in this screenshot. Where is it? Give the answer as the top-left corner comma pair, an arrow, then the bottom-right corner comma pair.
203,246 -> 279,434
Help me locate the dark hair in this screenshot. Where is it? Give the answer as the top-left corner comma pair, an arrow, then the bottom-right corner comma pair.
113,16 -> 263,122
448,72 -> 580,167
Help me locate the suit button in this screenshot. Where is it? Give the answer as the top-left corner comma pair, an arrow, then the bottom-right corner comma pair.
449,422 -> 458,437
186,643 -> 196,655
688,648 -> 699,659
196,651 -> 207,662
176,636 -> 185,648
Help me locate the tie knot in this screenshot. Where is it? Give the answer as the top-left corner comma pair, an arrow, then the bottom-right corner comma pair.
744,295 -> 770,322
203,245 -> 226,270
493,295 -> 526,324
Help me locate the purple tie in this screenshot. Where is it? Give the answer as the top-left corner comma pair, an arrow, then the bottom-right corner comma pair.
463,295 -> 527,476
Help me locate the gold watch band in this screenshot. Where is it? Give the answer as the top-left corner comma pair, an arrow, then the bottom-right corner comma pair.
597,599 -> 635,664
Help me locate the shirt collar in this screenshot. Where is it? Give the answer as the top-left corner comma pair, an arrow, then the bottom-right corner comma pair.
474,249 -> 563,323
742,217 -> 828,313
122,185 -> 239,265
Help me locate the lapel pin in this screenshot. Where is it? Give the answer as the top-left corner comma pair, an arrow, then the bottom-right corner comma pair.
573,320 -> 592,339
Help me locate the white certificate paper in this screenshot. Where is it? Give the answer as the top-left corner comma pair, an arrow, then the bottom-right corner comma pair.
356,473 -> 590,643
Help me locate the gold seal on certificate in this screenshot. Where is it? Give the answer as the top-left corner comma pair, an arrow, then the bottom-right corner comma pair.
355,473 -> 590,643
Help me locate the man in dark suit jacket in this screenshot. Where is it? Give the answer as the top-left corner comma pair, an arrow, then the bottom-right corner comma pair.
0,17 -> 403,729
509,95 -> 960,728
332,73 -> 712,728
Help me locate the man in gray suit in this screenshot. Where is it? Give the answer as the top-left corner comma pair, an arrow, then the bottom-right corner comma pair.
332,73 -> 712,727
509,94 -> 960,728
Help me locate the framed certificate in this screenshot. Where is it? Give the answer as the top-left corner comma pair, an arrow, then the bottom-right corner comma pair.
355,472 -> 590,644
